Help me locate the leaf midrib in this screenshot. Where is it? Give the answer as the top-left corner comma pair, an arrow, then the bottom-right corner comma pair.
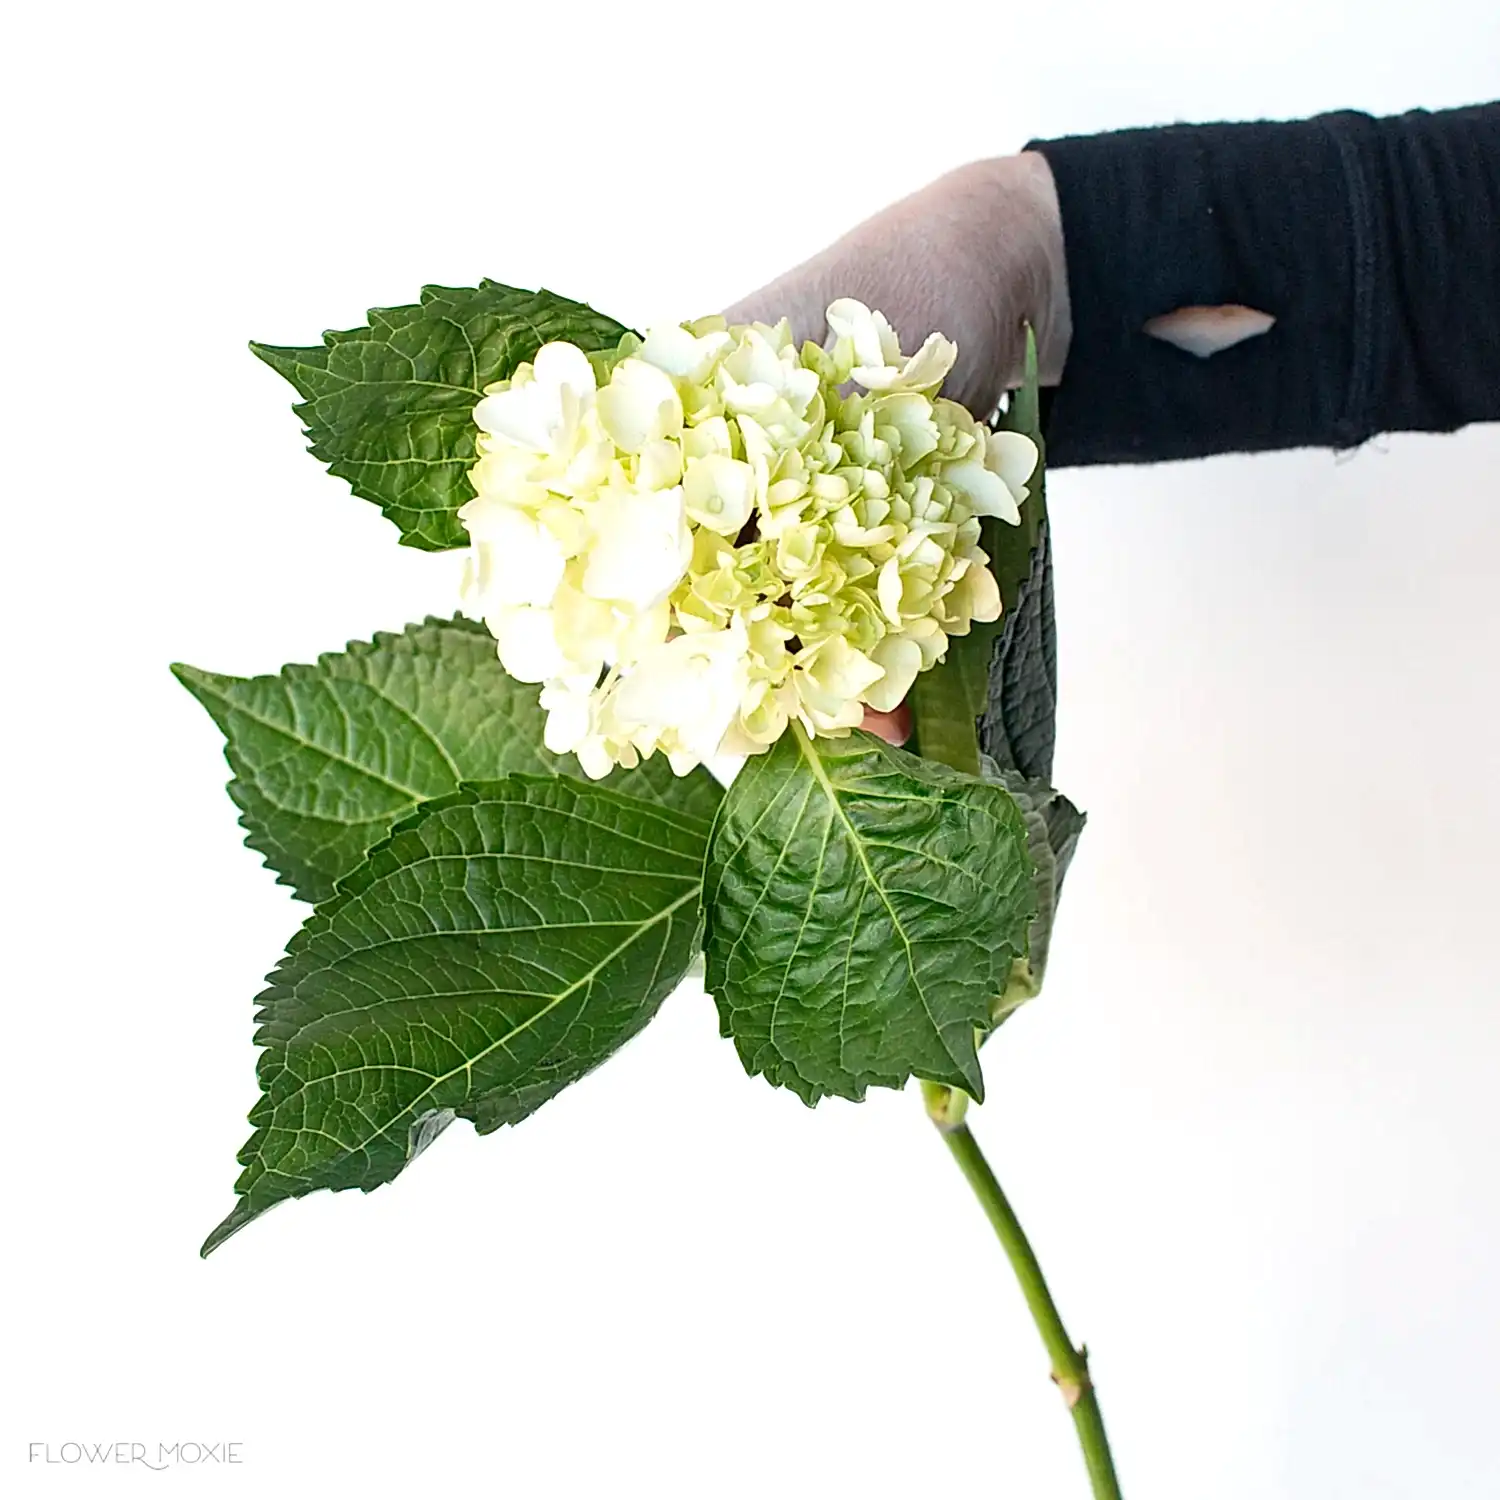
320,885 -> 701,1163
790,724 -> 971,1080
316,374 -> 486,400
189,676 -> 433,803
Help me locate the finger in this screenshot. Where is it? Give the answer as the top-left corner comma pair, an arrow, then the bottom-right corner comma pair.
860,702 -> 913,746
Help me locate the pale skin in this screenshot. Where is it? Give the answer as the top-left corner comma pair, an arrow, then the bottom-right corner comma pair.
725,150 -> 1272,745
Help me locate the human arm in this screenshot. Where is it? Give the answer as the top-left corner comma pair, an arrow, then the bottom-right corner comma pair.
723,102 -> 1499,742
1032,102 -> 1500,464
727,103 -> 1499,465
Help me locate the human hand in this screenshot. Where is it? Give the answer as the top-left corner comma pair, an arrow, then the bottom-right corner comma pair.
723,152 -> 1070,745
724,151 -> 1071,416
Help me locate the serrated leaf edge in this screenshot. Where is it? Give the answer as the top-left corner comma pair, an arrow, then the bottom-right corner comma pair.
171,615 -> 492,903
203,774 -> 708,1256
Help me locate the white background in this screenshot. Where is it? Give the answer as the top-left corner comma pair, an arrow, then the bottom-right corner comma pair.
5,2 -> 1497,1496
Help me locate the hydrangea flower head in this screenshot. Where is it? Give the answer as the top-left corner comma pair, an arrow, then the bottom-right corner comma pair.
459,300 -> 1038,778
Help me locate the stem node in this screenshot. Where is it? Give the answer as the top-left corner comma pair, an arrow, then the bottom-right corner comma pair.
919,1077 -> 969,1131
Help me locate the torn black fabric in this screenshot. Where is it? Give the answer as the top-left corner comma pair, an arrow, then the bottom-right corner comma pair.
1030,104 -> 1499,466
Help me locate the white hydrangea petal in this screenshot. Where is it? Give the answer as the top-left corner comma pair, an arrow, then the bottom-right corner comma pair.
803,635 -> 884,701
550,577 -> 617,665
473,384 -> 555,450
459,491 -> 531,539
613,621 -> 748,762
615,596 -> 672,661
531,341 -> 597,397
682,416 -> 733,460
721,329 -> 786,390
538,679 -> 592,753
694,331 -> 735,372
682,454 -> 756,536
775,521 -> 824,579
537,500 -> 589,557
875,392 -> 942,464
488,605 -> 570,683
862,635 -> 923,712
897,332 -> 959,390
736,413 -> 775,470
460,501 -> 568,609
905,615 -> 949,668
640,324 -> 732,382
596,358 -> 683,452
574,737 -> 616,780
614,637 -> 706,724
719,376 -> 779,416
474,343 -> 595,451
468,443 -> 543,498
877,555 -> 905,624
784,365 -> 820,409
954,560 -> 1002,624
758,317 -> 797,352
943,458 -> 1020,523
826,298 -> 891,371
796,688 -> 867,735
580,486 -> 691,609
639,324 -> 702,377
986,429 -> 1039,498
730,678 -> 795,748
637,438 -> 684,490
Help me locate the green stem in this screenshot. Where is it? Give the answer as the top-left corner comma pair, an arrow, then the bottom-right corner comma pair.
907,482 -> 1118,1496
922,1083 -> 1123,1500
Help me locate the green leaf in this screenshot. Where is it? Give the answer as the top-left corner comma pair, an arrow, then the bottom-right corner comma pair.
202,777 -> 708,1255
703,725 -> 1035,1105
978,520 -> 1058,782
908,664 -> 984,777
897,327 -> 1082,1016
173,616 -> 722,905
988,326 -> 1049,615
980,328 -> 1057,782
981,763 -> 1086,1023
252,281 -> 629,550
916,326 -> 1053,778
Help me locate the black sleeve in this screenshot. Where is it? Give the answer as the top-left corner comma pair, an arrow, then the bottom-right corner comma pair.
1029,104 -> 1500,466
